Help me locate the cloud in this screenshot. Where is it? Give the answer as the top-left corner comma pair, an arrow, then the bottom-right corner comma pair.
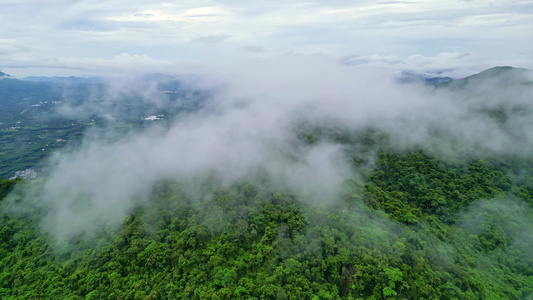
242,45 -> 264,53
460,197 -> 533,266
0,0 -> 531,76
1,53 -> 176,76
5,55 -> 532,242
0,39 -> 31,55
339,52 -> 479,78
191,34 -> 231,45
60,19 -> 120,32
0,56 -> 389,239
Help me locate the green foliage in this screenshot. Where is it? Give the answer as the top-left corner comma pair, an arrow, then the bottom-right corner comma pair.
366,151 -> 512,223
0,178 -> 19,200
1,148 -> 533,299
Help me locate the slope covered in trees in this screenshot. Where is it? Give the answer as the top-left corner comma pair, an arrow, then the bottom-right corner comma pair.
1,67 -> 533,299
1,145 -> 533,299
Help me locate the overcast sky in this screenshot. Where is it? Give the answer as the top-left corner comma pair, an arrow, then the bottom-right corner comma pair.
1,0 -> 532,77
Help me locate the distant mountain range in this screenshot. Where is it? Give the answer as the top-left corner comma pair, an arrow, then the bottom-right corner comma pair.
398,71 -> 453,84
437,66 -> 532,89
24,76 -> 103,84
398,66 -> 532,86
0,66 -> 529,87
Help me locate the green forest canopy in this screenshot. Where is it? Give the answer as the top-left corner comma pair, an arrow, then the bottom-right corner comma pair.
1,140 -> 533,299
1,67 -> 533,299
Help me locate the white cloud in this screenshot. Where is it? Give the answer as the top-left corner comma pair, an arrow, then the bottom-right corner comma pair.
8,54 -> 533,240
192,34 -> 231,45
0,0 -> 531,76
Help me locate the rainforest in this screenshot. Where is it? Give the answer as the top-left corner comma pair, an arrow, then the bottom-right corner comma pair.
1,65 -> 533,300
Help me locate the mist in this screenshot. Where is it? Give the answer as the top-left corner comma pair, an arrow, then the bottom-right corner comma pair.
5,56 -> 533,241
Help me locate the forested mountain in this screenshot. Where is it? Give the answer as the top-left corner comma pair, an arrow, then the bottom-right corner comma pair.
438,66 -> 532,90
0,67 -> 532,299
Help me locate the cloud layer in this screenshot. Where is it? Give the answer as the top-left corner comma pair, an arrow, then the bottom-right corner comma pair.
5,56 -> 532,241
1,0 -> 532,76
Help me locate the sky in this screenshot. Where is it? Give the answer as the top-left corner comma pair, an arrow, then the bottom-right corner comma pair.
1,0 -> 532,77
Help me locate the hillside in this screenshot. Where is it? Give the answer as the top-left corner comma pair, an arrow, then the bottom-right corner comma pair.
1,67 -> 533,299
437,66 -> 532,90
1,148 -> 532,299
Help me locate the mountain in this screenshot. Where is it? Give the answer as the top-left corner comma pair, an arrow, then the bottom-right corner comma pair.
1,138 -> 532,299
438,66 -> 532,89
24,76 -> 103,84
398,70 -> 453,84
1,67 -> 533,299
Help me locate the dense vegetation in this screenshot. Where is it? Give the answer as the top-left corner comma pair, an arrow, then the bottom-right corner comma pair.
1,67 -> 532,299
1,146 -> 532,299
